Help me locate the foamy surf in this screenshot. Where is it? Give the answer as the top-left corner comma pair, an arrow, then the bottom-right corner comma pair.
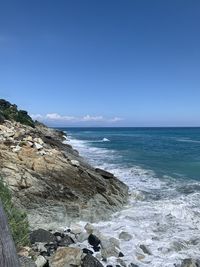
64,131 -> 200,266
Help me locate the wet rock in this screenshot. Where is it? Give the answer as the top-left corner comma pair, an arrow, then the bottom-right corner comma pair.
93,246 -> 101,252
119,252 -> 124,257
88,234 -> 101,247
139,244 -> 151,255
84,223 -> 94,234
82,248 -> 94,255
101,237 -> 120,258
179,259 -> 200,267
70,223 -> 82,234
45,242 -> 58,256
49,247 -> 82,267
58,235 -> 74,247
129,264 -> 139,267
119,231 -> 133,241
95,168 -> 114,179
81,254 -> 104,267
30,229 -> 56,244
19,256 -> 36,267
35,255 -> 47,267
117,259 -> 127,267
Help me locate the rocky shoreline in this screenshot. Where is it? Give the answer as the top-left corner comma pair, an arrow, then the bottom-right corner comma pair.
0,110 -> 128,229
0,100 -> 199,267
18,222 -> 200,267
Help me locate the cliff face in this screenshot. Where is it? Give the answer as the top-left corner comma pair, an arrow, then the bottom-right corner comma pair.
0,100 -> 128,229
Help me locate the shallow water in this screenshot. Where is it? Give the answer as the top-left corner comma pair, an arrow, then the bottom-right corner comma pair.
60,127 -> 200,266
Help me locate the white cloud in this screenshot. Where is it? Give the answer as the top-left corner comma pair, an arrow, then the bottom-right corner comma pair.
31,113 -> 123,123
31,114 -> 43,120
81,115 -> 103,121
109,117 -> 123,122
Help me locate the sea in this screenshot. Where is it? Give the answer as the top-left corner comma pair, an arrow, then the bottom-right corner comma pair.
59,127 -> 200,267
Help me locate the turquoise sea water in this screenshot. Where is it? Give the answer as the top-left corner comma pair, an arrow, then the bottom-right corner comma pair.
61,127 -> 200,181
60,127 -> 200,267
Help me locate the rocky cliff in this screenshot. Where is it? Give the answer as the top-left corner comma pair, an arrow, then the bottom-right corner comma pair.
0,100 -> 128,229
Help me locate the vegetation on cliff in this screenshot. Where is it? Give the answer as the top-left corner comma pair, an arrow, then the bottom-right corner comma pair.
0,99 -> 35,127
0,178 -> 30,249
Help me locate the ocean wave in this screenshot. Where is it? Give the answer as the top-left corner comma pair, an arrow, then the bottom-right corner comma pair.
176,138 -> 200,144
65,133 -> 200,266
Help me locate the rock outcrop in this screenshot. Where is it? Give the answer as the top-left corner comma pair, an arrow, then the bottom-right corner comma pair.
0,100 -> 128,229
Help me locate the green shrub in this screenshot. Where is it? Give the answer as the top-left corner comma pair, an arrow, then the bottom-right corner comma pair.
0,178 -> 30,249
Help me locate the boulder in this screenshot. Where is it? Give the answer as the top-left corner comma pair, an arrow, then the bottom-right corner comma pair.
30,229 -> 56,244
49,247 -> 83,267
81,254 -> 103,267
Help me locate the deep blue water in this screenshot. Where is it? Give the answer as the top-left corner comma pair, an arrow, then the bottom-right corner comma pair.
59,127 -> 200,181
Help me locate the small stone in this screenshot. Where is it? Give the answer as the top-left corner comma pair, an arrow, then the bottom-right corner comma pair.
19,256 -> 36,267
117,258 -> 127,267
118,252 -> 124,257
70,223 -> 82,234
34,137 -> 44,145
88,234 -> 101,247
18,246 -> 31,257
82,248 -> 94,255
180,258 -> 200,267
58,235 -> 74,247
93,246 -> 101,252
12,145 -> 21,152
119,231 -> 133,241
35,255 -> 47,267
82,254 -> 104,267
34,142 -> 43,150
139,244 -> 151,255
70,159 -> 80,167
84,223 -> 94,234
36,243 -> 47,253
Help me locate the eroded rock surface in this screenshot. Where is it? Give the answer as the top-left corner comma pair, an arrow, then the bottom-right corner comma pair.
0,100 -> 128,229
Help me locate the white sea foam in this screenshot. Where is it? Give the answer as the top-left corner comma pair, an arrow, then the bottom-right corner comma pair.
65,133 -> 200,266
102,137 -> 110,142
176,138 -> 200,144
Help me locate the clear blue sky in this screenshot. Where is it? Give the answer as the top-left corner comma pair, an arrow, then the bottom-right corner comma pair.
0,0 -> 200,126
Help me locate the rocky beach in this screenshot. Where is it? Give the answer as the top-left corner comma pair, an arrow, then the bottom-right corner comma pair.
0,99 -> 199,267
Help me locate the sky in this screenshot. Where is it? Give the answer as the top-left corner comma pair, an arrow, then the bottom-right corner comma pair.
0,0 -> 200,126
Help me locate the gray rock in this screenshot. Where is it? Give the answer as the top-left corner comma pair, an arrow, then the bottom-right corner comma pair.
19,256 -> 36,267
179,259 -> 200,267
81,254 -> 103,267
49,247 -> 83,267
139,244 -> 151,255
35,255 -> 47,267
30,229 -> 56,244
95,168 -> 114,179
119,231 -> 133,241
58,235 -> 74,247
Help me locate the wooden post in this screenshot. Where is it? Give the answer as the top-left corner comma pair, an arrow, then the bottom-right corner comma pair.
0,201 -> 20,267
